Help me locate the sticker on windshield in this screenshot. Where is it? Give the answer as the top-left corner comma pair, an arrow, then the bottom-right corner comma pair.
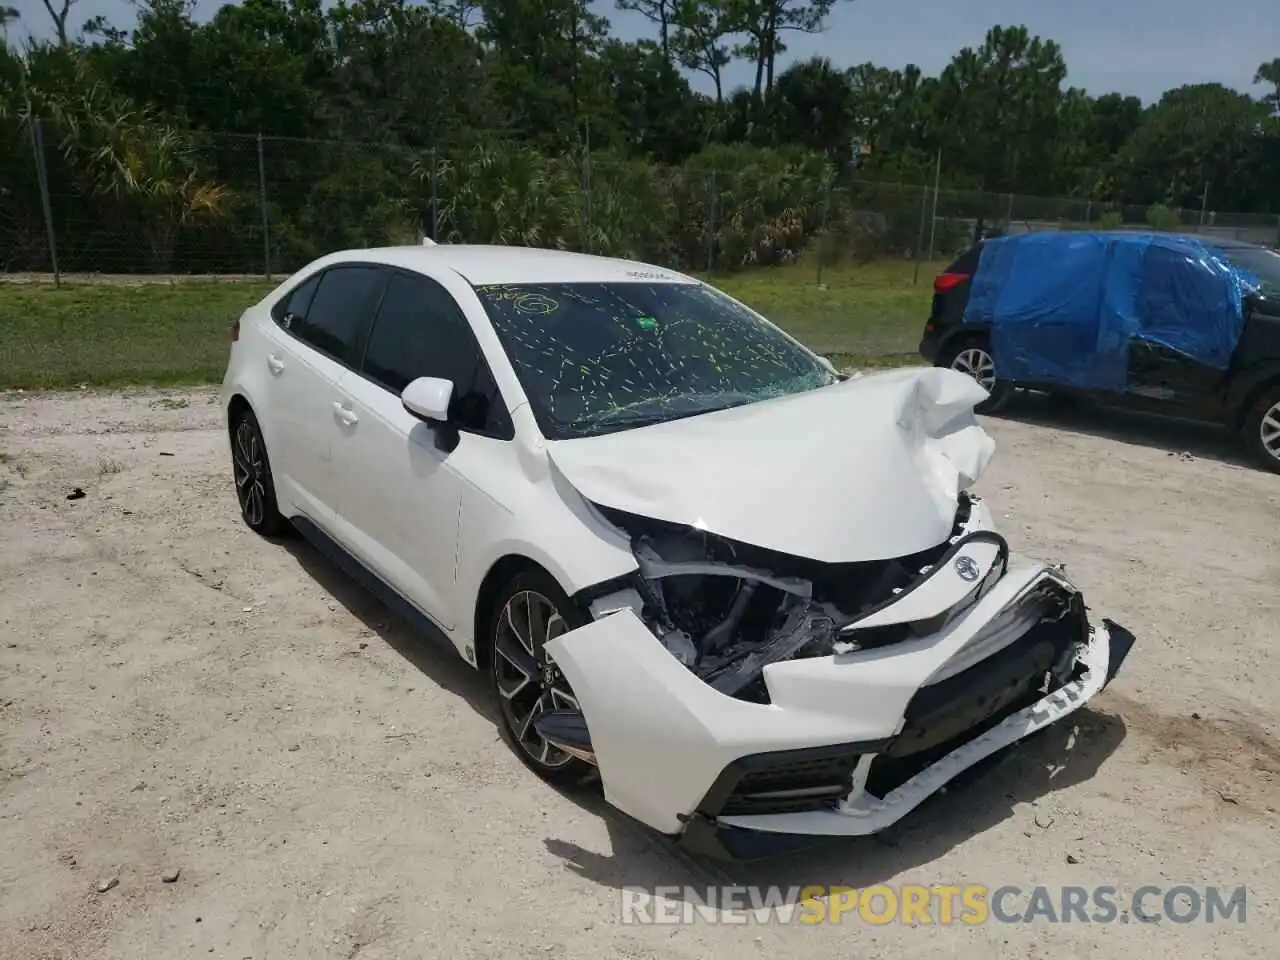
485,287 -> 560,316
635,316 -> 658,330
512,293 -> 558,315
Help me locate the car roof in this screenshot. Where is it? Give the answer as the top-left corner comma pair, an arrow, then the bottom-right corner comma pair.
319,244 -> 699,287
980,231 -> 1265,252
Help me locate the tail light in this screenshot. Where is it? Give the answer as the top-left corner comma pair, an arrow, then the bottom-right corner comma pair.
229,318 -> 240,342
933,272 -> 970,293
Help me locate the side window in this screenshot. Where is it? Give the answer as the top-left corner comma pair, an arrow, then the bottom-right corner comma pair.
362,272 -> 513,438
292,265 -> 387,365
271,272 -> 321,328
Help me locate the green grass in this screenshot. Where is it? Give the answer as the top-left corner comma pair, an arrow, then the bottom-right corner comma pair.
0,259 -> 942,390
717,258 -> 942,356
0,280 -> 274,390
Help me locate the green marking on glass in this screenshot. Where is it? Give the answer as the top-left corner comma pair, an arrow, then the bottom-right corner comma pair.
635,316 -> 658,330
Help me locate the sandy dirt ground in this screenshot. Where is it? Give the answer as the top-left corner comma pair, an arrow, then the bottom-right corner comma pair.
1,384 -> 1278,960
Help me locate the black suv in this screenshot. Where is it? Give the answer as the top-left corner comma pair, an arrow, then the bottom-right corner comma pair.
919,235 -> 1280,473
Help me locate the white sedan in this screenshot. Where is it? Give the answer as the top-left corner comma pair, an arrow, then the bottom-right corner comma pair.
220,243 -> 1133,860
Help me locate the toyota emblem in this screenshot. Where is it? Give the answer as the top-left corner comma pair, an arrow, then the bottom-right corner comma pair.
954,555 -> 980,582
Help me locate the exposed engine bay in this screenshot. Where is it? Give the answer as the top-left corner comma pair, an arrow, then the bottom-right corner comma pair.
586,491 -> 1009,703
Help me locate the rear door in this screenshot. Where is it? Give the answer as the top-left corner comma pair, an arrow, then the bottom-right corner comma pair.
1125,244 -> 1231,415
261,264 -> 388,525
329,269 -> 514,630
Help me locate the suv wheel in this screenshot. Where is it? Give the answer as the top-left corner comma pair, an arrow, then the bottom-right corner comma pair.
939,337 -> 1013,414
1244,384 -> 1280,475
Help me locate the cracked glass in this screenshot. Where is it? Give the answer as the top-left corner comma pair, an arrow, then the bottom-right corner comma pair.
474,281 -> 836,439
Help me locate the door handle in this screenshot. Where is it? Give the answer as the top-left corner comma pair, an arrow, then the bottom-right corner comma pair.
332,401 -> 358,426
267,354 -> 285,374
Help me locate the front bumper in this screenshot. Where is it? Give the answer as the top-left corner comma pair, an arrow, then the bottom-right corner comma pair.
544,559 -> 1132,857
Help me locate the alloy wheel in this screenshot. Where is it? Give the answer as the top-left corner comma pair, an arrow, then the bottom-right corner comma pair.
951,347 -> 997,392
1260,399 -> 1280,463
232,419 -> 268,527
492,590 -> 580,769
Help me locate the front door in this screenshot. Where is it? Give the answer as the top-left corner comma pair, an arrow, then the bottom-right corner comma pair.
328,269 -> 514,632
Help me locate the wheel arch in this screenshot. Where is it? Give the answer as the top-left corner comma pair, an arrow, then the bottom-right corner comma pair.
471,554 -> 562,672
936,325 -> 992,363
1227,367 -> 1280,431
226,392 -> 253,438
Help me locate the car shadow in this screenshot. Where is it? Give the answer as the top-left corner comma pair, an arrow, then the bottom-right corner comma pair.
992,390 -> 1256,470
541,706 -> 1129,896
279,527 -> 1132,895
280,533 -> 499,725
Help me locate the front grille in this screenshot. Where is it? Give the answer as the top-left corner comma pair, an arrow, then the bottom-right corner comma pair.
721,757 -> 857,816
698,743 -> 886,818
863,590 -> 1086,799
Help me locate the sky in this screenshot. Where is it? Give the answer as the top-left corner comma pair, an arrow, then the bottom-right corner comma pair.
5,0 -> 1276,105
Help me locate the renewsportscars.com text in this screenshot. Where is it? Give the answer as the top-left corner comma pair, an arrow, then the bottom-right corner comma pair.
619,884 -> 1248,925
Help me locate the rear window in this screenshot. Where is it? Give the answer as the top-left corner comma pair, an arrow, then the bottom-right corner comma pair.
945,245 -> 983,275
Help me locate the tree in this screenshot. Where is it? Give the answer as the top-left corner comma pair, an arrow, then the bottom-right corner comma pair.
732,0 -> 845,109
480,0 -> 610,147
770,56 -> 854,161
598,38 -> 708,161
1107,83 -> 1272,211
39,0 -> 76,45
2,6 -> 1278,276
670,0 -> 738,105
1255,57 -> 1280,116
932,25 -> 1067,192
616,0 -> 677,63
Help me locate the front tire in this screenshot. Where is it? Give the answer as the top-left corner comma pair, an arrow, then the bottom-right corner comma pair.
1243,384 -> 1280,475
488,569 -> 594,785
230,407 -> 286,537
939,336 -> 1013,414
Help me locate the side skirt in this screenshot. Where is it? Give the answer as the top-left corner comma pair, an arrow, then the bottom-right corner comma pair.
289,515 -> 462,663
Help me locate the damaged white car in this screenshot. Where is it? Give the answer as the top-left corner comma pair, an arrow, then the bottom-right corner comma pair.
221,244 -> 1133,860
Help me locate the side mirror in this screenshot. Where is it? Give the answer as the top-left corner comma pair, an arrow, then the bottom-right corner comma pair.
401,376 -> 454,423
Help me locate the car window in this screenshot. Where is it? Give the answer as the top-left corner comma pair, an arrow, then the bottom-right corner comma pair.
361,271 -> 513,438
1213,246 -> 1280,294
272,272 -> 321,326
946,245 -> 983,274
292,266 -> 387,365
473,281 -> 836,439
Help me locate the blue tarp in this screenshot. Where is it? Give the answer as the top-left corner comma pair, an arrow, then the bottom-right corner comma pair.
962,232 -> 1258,392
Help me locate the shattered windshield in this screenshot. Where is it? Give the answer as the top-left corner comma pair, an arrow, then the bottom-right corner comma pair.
473,281 -> 837,439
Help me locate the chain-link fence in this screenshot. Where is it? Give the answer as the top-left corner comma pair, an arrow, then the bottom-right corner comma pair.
3,121 -> 1280,371
5,122 -> 1278,285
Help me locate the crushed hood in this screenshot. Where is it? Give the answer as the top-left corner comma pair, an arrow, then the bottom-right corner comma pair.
545,366 -> 996,564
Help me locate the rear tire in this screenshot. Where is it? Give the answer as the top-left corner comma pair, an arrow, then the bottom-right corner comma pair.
938,335 -> 1013,414
487,569 -> 595,786
230,407 -> 286,537
1243,383 -> 1280,475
